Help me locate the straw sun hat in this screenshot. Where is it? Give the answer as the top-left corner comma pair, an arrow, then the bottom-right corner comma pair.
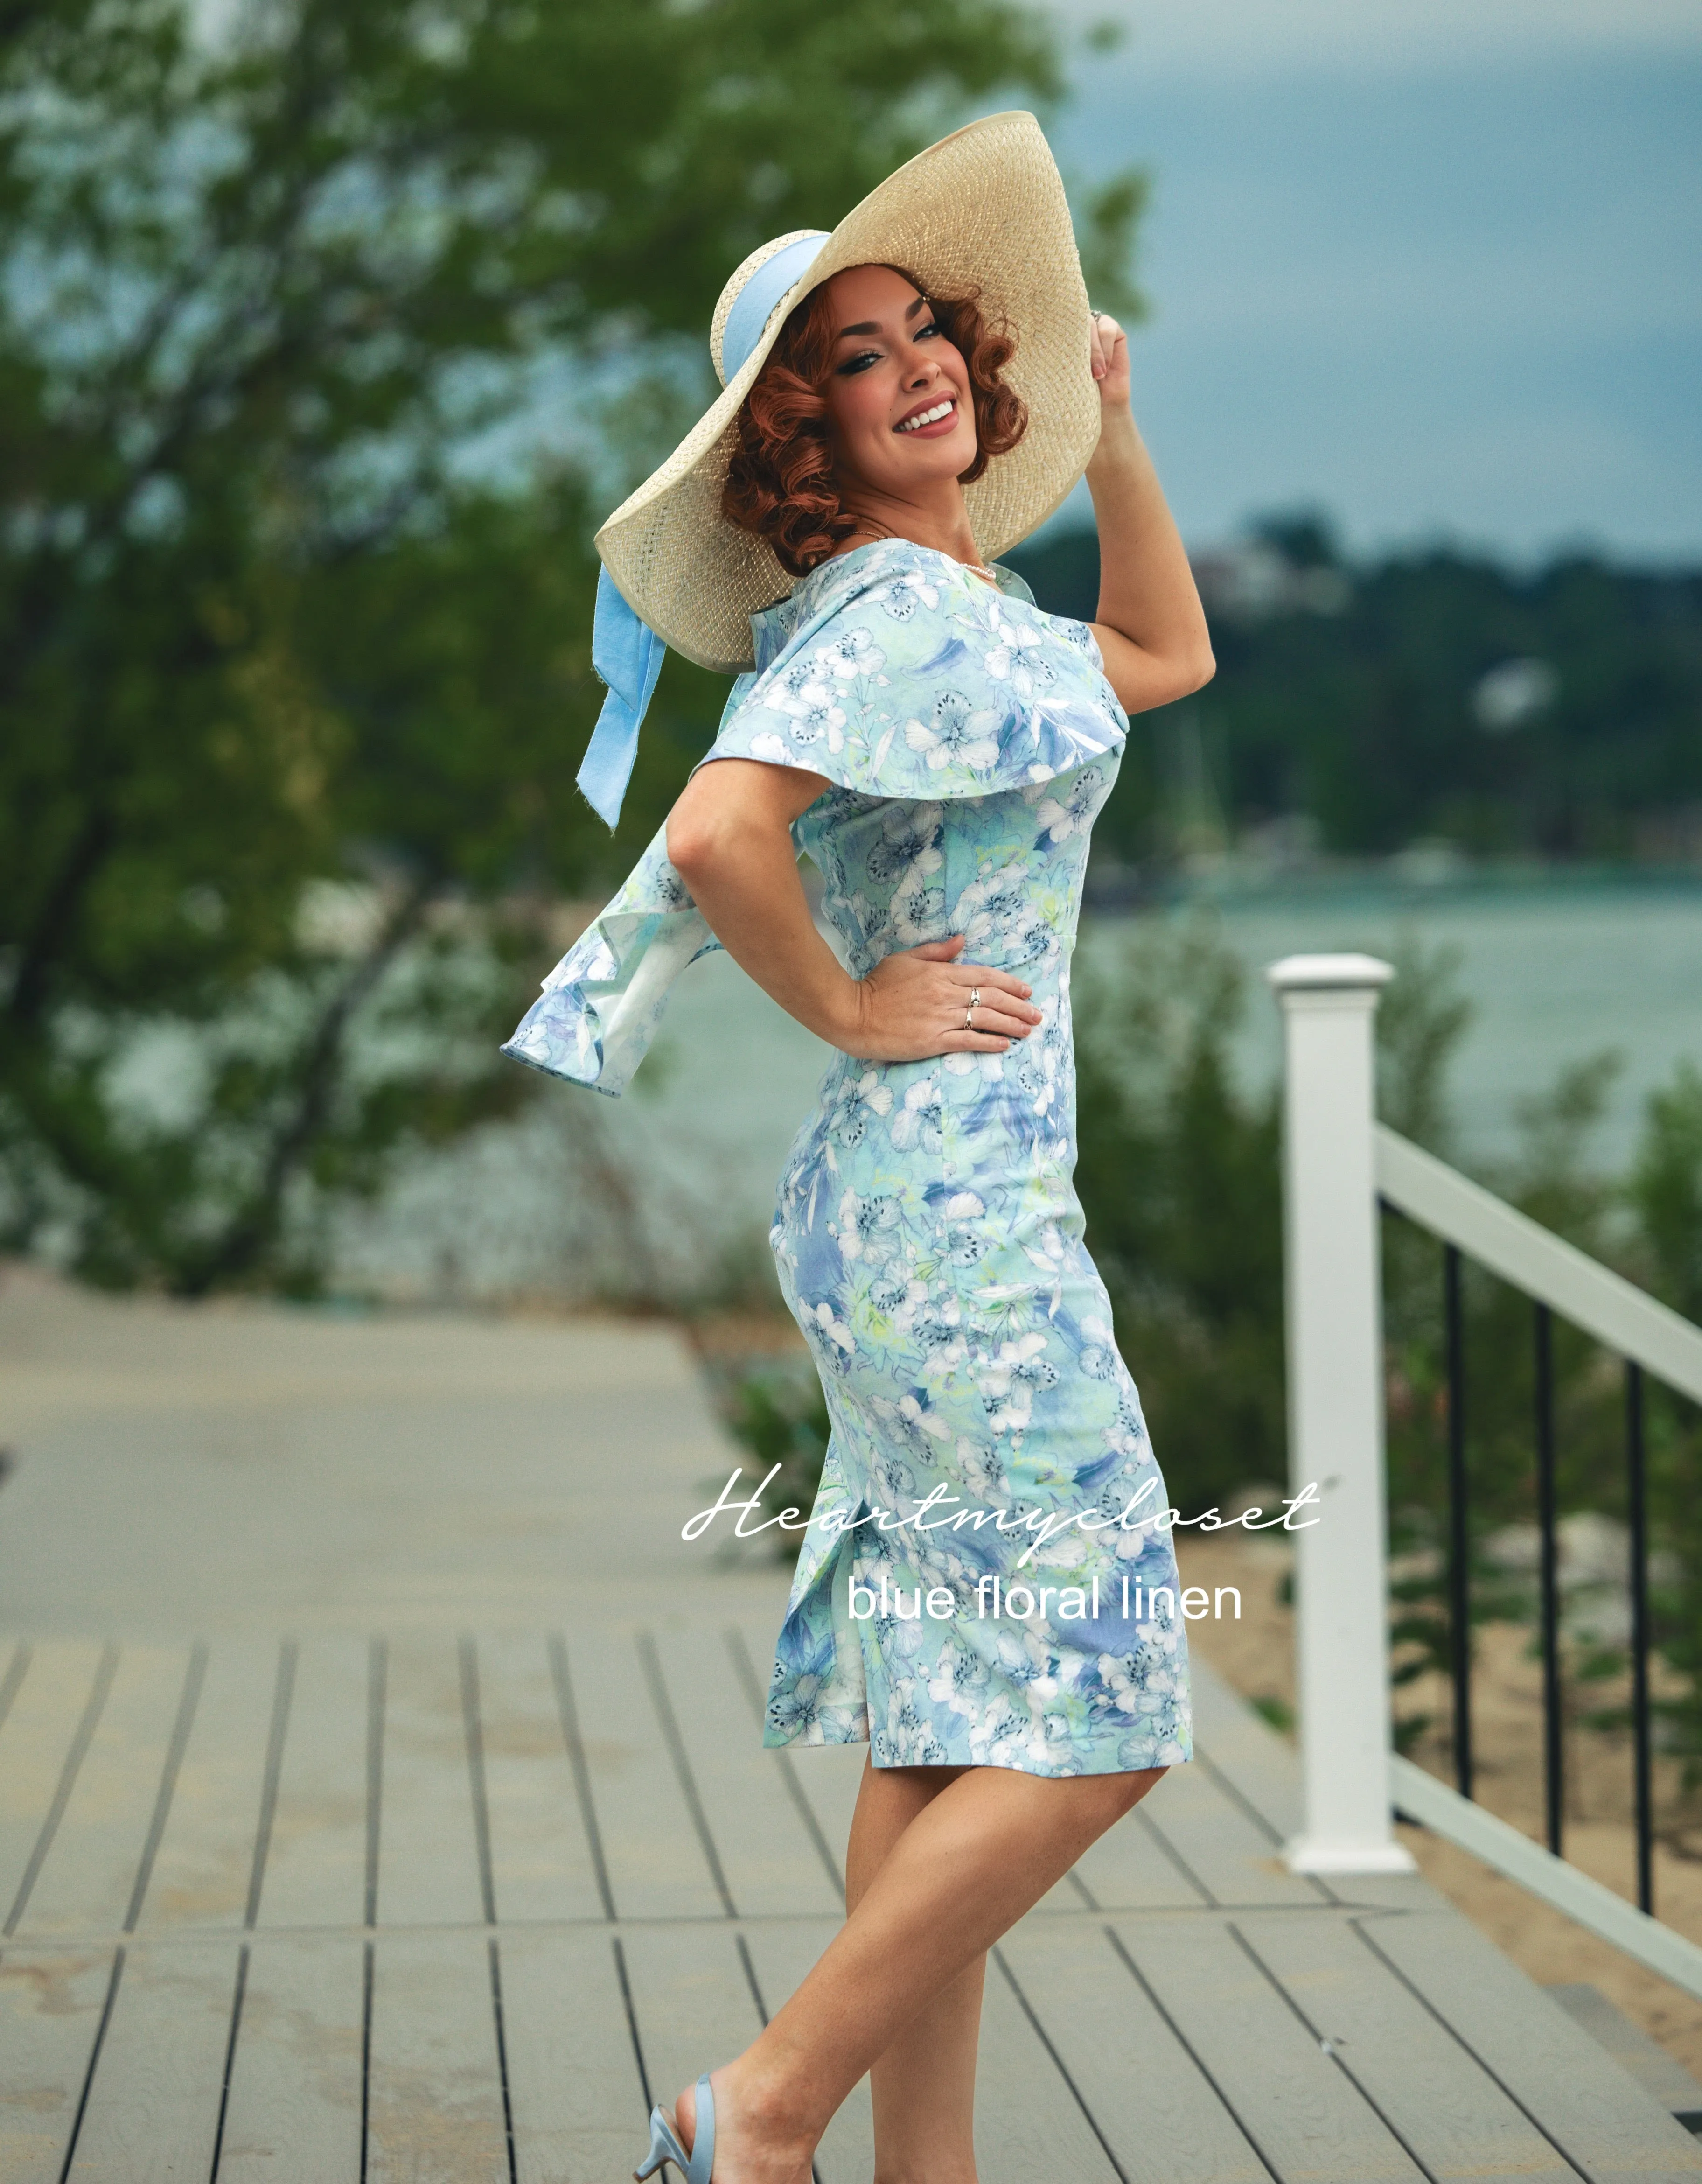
601,109 -> 1099,675
576,110 -> 1101,828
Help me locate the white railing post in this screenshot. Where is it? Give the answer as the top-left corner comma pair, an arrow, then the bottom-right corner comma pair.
1266,953 -> 1415,1875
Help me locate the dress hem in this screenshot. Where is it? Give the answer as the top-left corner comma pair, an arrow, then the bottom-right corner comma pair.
762,1720 -> 1194,1779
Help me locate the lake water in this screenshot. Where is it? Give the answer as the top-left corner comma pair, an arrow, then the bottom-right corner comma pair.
336,877 -> 1702,1305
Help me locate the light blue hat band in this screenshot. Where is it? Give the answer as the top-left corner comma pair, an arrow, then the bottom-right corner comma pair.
720,231 -> 830,384
575,230 -> 829,831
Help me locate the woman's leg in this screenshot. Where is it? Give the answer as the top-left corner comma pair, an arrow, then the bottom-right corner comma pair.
670,1757 -> 1165,2184
845,1758 -> 984,2184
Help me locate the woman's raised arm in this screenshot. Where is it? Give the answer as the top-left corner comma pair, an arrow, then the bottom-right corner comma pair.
1081,314 -> 1216,716
665,757 -> 1042,1062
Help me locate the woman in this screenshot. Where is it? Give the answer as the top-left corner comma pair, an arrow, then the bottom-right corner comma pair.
505,113 -> 1213,2184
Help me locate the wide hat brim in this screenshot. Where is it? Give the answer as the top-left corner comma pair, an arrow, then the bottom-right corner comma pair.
594,111 -> 1100,675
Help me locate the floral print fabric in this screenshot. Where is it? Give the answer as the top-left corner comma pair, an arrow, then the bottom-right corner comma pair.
503,539 -> 1192,1778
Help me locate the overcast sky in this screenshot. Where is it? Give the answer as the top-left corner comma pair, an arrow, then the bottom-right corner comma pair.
1039,0 -> 1702,560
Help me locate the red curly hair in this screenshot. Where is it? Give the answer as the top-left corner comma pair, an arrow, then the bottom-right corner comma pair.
721,266 -> 1027,579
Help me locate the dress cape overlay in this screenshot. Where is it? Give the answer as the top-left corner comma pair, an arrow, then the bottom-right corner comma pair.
506,538 -> 1192,1777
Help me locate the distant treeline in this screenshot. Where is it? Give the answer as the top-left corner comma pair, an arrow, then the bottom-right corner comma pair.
1006,517 -> 1702,867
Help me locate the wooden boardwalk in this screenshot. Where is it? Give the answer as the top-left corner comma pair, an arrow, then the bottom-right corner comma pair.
3,1624 -> 1701,2184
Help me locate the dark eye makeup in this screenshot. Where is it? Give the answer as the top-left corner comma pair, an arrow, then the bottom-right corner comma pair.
834,320 -> 942,377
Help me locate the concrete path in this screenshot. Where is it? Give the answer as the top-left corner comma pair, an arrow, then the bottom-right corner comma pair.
0,1265 -> 791,1634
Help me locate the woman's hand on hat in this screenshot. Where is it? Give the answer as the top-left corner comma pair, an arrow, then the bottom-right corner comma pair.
1089,309 -> 1131,417
843,935 -> 1042,1063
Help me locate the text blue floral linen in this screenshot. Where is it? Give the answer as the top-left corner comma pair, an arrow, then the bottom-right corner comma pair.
505,539 -> 1192,1777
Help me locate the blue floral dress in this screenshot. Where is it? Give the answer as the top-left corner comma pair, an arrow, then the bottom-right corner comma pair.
505,539 -> 1192,1777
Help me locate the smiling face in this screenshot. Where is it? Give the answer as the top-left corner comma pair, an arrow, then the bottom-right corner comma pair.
819,263 -> 978,504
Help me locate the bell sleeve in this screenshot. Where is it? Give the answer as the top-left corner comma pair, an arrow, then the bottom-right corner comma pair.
697,546 -> 1127,803
500,825 -> 717,1098
501,547 -> 1127,1098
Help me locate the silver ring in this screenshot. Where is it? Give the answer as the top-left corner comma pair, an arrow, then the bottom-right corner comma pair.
964,1003 -> 975,1031
969,987 -> 982,1008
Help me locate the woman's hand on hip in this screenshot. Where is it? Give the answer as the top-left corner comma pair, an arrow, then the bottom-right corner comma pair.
839,936 -> 1041,1063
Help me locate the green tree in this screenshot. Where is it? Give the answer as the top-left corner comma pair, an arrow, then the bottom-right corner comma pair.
1009,524 -> 1702,872
0,0 -> 1087,1292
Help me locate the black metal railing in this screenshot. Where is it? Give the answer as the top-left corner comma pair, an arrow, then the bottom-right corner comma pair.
1400,1224 -> 1670,1918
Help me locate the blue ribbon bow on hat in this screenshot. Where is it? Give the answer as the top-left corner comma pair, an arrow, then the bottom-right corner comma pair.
575,230 -> 829,830
576,568 -> 667,832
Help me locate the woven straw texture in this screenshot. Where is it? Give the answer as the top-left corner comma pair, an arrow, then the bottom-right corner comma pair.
594,111 -> 1100,673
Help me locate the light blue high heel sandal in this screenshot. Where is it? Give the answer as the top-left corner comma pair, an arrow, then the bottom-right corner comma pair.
633,2072 -> 715,2182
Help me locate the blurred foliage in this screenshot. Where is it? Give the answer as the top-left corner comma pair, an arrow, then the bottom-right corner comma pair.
716,1360 -> 834,1560
0,0 -> 1076,1292
1073,923 -> 1283,1508
1010,516 -> 1702,867
1071,924 -> 1486,1517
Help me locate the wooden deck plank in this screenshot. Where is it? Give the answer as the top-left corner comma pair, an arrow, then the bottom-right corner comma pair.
0,1644 -> 28,1736
499,1926 -> 650,2184
137,1639 -> 283,1932
65,1940 -> 237,2184
725,1629 -> 870,1887
1116,1915 -> 1427,2184
998,1918 -> 1270,2184
0,1644 -> 108,1929
1191,1657 -> 1305,1838
470,1633 -> 605,1928
255,1636 -> 372,1931
739,1919 -> 874,2184
742,1919 -> 1128,2184
977,1949 -> 1123,2184
1070,1804 -> 1212,1910
648,1628 -> 844,1919
21,1646 -> 195,1938
1361,1910 -> 1702,2184
562,1634 -> 725,1922
1238,1911 -> 1579,2182
1547,1982 -> 1702,2121
216,1936 -> 363,2184
366,1931 -> 509,2184
0,1947 -> 116,2184
3,1608 -> 1695,2183
1328,1869 -> 1449,1913
765,1745 -> 865,1891
1138,1757 -> 1331,1909
618,1925 -> 767,2148
374,1635 -> 484,1929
